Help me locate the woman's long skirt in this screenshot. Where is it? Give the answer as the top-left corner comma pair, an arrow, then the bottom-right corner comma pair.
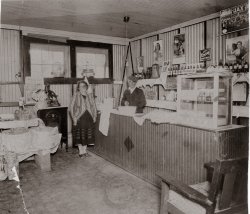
72,111 -> 95,146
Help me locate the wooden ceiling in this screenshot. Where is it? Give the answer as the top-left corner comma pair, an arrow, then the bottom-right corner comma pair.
1,0 -> 247,38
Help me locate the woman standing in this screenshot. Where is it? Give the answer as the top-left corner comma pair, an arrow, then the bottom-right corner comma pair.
70,79 -> 97,157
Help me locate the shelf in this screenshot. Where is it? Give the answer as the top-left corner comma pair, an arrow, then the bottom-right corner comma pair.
0,82 -> 24,85
0,102 -> 19,107
146,100 -> 176,110
182,72 -> 232,79
0,102 -> 35,107
233,106 -> 249,118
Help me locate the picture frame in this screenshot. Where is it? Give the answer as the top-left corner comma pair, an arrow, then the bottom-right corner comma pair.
226,35 -> 249,64
173,34 -> 185,64
153,40 -> 163,63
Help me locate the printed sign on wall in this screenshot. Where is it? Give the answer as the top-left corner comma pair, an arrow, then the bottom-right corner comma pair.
200,48 -> 211,62
221,3 -> 248,35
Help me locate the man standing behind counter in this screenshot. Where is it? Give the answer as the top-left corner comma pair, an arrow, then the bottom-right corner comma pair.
121,75 -> 146,113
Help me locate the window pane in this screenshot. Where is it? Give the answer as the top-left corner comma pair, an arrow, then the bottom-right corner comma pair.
30,43 -> 70,78
30,44 -> 42,64
31,65 -> 42,79
41,46 -> 52,64
76,47 -> 109,78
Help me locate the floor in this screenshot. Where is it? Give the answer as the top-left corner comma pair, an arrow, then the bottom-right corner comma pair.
0,148 -> 247,214
0,148 -> 160,214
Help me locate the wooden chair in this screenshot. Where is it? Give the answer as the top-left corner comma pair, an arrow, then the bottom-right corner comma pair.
157,157 -> 248,214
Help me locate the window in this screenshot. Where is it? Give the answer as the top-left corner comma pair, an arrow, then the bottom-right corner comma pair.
30,43 -> 70,78
69,40 -> 113,83
76,47 -> 109,78
23,37 -> 113,84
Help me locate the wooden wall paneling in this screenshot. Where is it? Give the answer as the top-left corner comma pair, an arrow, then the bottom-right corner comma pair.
113,112 -> 122,166
106,113 -> 115,162
159,29 -> 179,63
112,45 -> 126,81
0,29 -> 20,82
93,114 -> 248,186
112,44 -> 126,106
1,84 -> 22,102
94,115 -> 104,155
141,36 -> 157,69
206,18 -> 220,66
0,29 -> 21,113
130,40 -> 141,73
95,84 -> 112,104
184,22 -> 205,64
218,128 -> 249,159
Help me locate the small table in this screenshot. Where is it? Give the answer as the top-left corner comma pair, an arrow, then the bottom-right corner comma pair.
0,118 -> 51,173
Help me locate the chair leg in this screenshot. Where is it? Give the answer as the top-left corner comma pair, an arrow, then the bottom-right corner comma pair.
160,181 -> 169,214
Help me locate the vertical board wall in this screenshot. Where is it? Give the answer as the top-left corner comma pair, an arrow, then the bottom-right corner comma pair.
0,29 -> 21,114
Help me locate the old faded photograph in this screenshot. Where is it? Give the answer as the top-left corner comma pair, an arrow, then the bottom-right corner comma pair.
0,0 -> 249,214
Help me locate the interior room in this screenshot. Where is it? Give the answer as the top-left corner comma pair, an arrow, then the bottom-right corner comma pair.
0,0 -> 249,213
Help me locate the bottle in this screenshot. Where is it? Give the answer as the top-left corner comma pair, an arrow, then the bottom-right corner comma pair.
229,64 -> 233,72
233,63 -> 238,73
238,63 -> 242,73
167,67 -> 171,76
173,65 -> 176,76
18,97 -> 24,111
244,62 -> 249,73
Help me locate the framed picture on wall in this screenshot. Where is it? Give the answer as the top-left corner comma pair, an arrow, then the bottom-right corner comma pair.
137,56 -> 144,73
226,35 -> 249,64
153,40 -> 163,63
173,34 -> 185,64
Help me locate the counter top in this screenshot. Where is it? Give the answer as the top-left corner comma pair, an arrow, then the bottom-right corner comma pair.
109,110 -> 245,132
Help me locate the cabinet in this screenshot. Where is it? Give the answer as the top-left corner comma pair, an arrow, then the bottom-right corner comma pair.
37,107 -> 68,151
177,72 -> 232,129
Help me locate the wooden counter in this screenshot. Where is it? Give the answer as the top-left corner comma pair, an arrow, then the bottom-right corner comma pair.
92,113 -> 248,187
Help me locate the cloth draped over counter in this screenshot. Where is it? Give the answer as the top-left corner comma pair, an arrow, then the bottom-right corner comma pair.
99,108 -> 242,135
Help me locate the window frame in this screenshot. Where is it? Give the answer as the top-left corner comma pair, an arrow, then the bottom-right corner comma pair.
23,37 -> 113,84
68,40 -> 113,84
23,36 -> 70,79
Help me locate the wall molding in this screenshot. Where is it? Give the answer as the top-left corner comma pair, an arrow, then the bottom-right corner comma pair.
0,24 -> 128,45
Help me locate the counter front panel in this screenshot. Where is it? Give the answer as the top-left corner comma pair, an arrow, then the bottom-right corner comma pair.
92,113 -> 248,186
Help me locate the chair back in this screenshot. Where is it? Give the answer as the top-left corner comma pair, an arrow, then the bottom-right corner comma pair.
208,157 -> 248,211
